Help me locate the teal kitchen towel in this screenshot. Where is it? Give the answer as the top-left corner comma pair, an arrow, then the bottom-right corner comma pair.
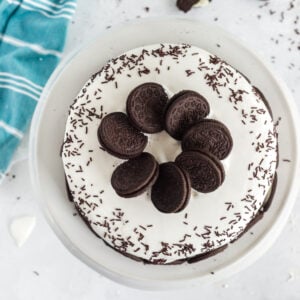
0,0 -> 77,181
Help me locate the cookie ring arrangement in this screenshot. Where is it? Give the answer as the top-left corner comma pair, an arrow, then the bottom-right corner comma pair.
62,44 -> 278,265
99,83 -> 233,213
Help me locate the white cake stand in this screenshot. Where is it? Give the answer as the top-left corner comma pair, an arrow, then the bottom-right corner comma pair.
29,18 -> 300,290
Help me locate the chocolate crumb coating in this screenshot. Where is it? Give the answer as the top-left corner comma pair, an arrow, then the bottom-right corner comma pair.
238,211 -> 264,239
261,172 -> 277,212
187,244 -> 228,263
65,176 -> 74,202
253,86 -> 273,120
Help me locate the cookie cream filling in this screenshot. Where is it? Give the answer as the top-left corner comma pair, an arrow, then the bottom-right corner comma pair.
62,44 -> 278,264
194,0 -> 211,7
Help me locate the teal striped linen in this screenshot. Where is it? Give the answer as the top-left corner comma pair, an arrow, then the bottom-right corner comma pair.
0,0 -> 76,181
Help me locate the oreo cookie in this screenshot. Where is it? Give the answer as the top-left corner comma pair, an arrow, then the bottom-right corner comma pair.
98,112 -> 148,159
151,162 -> 191,213
202,150 -> 225,184
175,167 -> 192,212
111,153 -> 159,198
176,0 -> 199,12
175,150 -> 224,193
165,90 -> 210,140
182,119 -> 233,160
127,82 -> 168,133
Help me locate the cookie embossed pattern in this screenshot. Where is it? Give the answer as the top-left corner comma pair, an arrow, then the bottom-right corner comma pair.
62,43 -> 278,265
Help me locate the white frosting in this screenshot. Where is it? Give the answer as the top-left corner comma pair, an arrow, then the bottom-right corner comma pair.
10,216 -> 36,247
194,0 -> 211,8
62,44 -> 277,264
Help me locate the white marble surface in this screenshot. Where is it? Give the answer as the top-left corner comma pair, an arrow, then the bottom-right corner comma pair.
1,0 -> 300,299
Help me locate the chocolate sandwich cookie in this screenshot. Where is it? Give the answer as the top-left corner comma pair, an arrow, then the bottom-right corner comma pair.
201,150 -> 225,184
98,112 -> 148,159
182,119 -> 233,160
176,0 -> 199,12
127,82 -> 168,133
165,90 -> 210,140
151,162 -> 191,213
111,153 -> 159,198
175,167 -> 192,212
175,150 -> 224,193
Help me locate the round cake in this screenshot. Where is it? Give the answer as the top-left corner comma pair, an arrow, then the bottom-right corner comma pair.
62,43 -> 278,264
